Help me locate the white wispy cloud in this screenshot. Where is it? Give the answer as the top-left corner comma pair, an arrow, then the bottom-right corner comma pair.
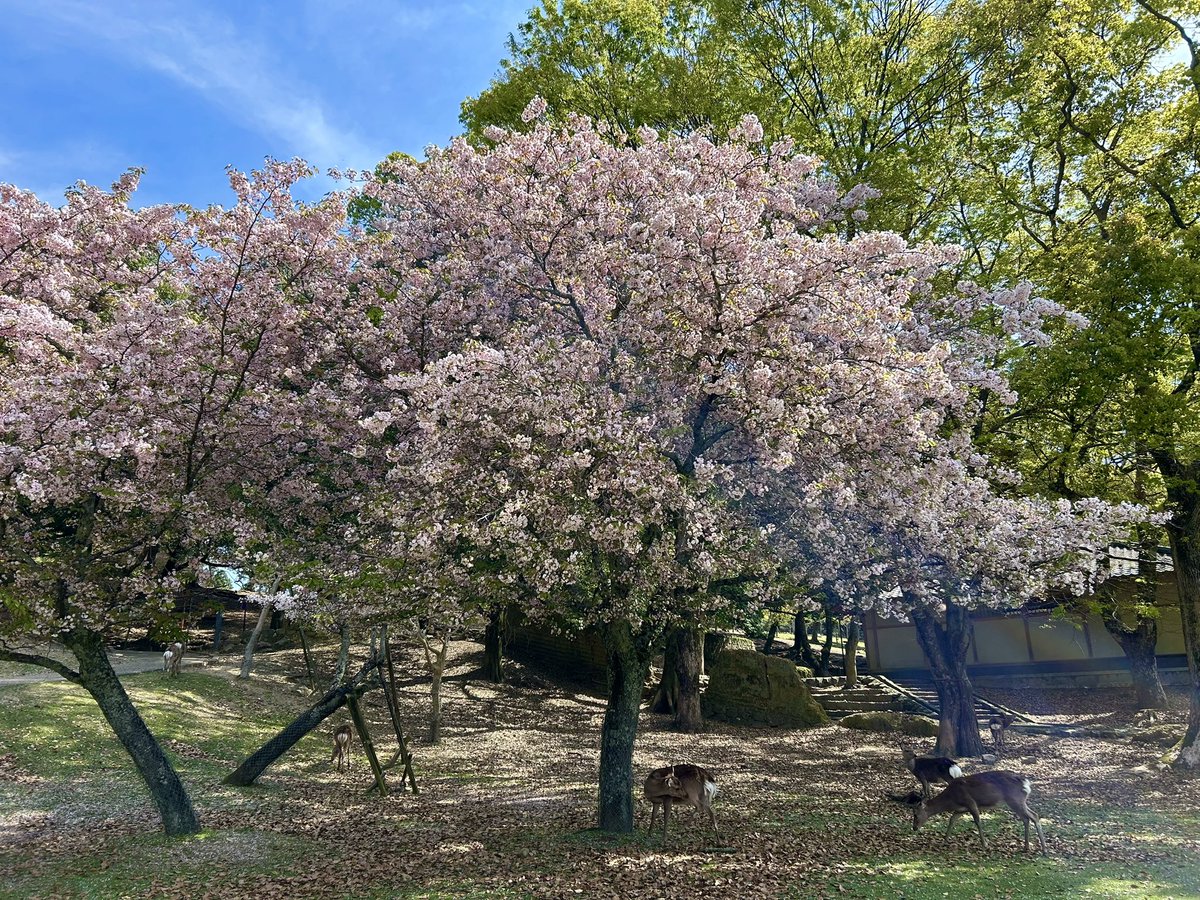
20,1 -> 385,171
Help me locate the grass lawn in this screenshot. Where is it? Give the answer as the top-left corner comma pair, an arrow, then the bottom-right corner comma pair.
1,642 -> 1198,899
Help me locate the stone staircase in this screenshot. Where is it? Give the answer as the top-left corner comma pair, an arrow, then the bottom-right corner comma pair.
803,673 -> 1031,728
883,674 -> 1031,728
803,674 -> 930,720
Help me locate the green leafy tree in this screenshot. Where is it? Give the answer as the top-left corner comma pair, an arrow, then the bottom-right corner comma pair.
958,0 -> 1200,751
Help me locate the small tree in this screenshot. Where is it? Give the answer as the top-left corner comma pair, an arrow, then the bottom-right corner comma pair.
0,164 -> 361,834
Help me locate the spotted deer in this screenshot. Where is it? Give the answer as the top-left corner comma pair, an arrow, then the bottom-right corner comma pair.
331,724 -> 353,772
899,744 -> 962,798
643,764 -> 718,841
913,770 -> 1046,853
989,713 -> 1017,756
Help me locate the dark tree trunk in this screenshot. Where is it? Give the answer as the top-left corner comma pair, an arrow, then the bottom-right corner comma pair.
650,629 -> 681,715
1151,453 -> 1200,768
63,628 -> 200,836
298,626 -> 318,693
482,605 -> 508,684
597,620 -> 650,833
844,618 -> 861,688
763,620 -> 779,652
1104,617 -> 1167,710
225,656 -> 379,786
792,609 -> 820,671
909,599 -> 983,758
1098,525 -> 1168,709
819,604 -> 835,676
672,626 -> 703,733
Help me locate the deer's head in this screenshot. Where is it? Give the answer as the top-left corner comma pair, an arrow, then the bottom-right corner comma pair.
912,800 -> 931,831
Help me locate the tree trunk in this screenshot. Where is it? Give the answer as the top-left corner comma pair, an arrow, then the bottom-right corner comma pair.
298,626 -> 318,693
844,618 -> 861,689
1103,616 -> 1167,710
819,604 -> 835,676
1162,479 -> 1200,767
1097,524 -> 1168,709
764,619 -> 779,652
672,626 -> 703,733
651,628 -> 682,715
421,628 -> 449,745
1149,453 -> 1200,768
482,605 -> 508,683
239,601 -> 273,680
63,628 -> 200,836
331,622 -> 351,688
598,619 -> 649,833
909,600 -> 983,758
225,655 -> 379,786
792,609 -> 820,672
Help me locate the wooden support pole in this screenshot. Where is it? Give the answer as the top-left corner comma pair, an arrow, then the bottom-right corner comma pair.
346,692 -> 388,798
298,626 -> 318,694
383,632 -> 419,794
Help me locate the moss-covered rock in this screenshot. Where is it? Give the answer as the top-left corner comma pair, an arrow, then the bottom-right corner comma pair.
701,648 -> 828,728
794,666 -> 813,679
1130,723 -> 1186,749
838,711 -> 939,737
703,632 -> 755,664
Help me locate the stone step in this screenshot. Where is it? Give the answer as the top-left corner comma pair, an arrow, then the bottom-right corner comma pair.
818,698 -> 903,712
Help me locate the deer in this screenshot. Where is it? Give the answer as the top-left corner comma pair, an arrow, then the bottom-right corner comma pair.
643,764 -> 718,841
162,641 -> 184,677
331,724 -> 353,772
898,743 -> 962,798
989,713 -> 1017,756
912,770 -> 1046,853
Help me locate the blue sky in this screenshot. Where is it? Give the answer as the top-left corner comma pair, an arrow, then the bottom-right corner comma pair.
0,1 -> 531,207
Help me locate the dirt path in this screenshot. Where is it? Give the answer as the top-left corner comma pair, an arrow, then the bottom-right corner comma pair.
0,648 -> 203,686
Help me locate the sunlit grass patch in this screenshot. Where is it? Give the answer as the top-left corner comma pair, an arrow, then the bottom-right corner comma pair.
790,854 -> 1200,899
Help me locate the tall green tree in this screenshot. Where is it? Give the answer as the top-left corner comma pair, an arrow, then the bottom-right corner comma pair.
462,0 -> 746,139
959,0 -> 1200,752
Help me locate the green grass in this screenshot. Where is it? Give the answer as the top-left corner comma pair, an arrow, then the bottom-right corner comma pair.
0,670 -> 317,825
791,856 -> 1200,899
1,663 -> 1197,899
0,829 -> 317,900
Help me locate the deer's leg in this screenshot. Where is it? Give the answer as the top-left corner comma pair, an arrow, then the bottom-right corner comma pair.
966,799 -> 986,849
1020,802 -> 1045,854
944,812 -> 961,840
661,797 -> 673,842
919,777 -> 931,799
648,801 -> 659,834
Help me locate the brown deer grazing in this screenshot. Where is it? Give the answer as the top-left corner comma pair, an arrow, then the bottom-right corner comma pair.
989,713 -> 1017,756
913,770 -> 1046,853
162,641 -> 184,677
331,724 -> 353,772
899,744 -> 963,798
643,764 -> 718,841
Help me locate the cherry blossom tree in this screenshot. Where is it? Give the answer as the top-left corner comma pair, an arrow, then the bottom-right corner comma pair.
769,441 -> 1144,756
0,163 -> 363,835
359,105 -> 1080,830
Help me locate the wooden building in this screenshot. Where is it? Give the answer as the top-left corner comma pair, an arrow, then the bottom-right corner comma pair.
864,551 -> 1188,687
